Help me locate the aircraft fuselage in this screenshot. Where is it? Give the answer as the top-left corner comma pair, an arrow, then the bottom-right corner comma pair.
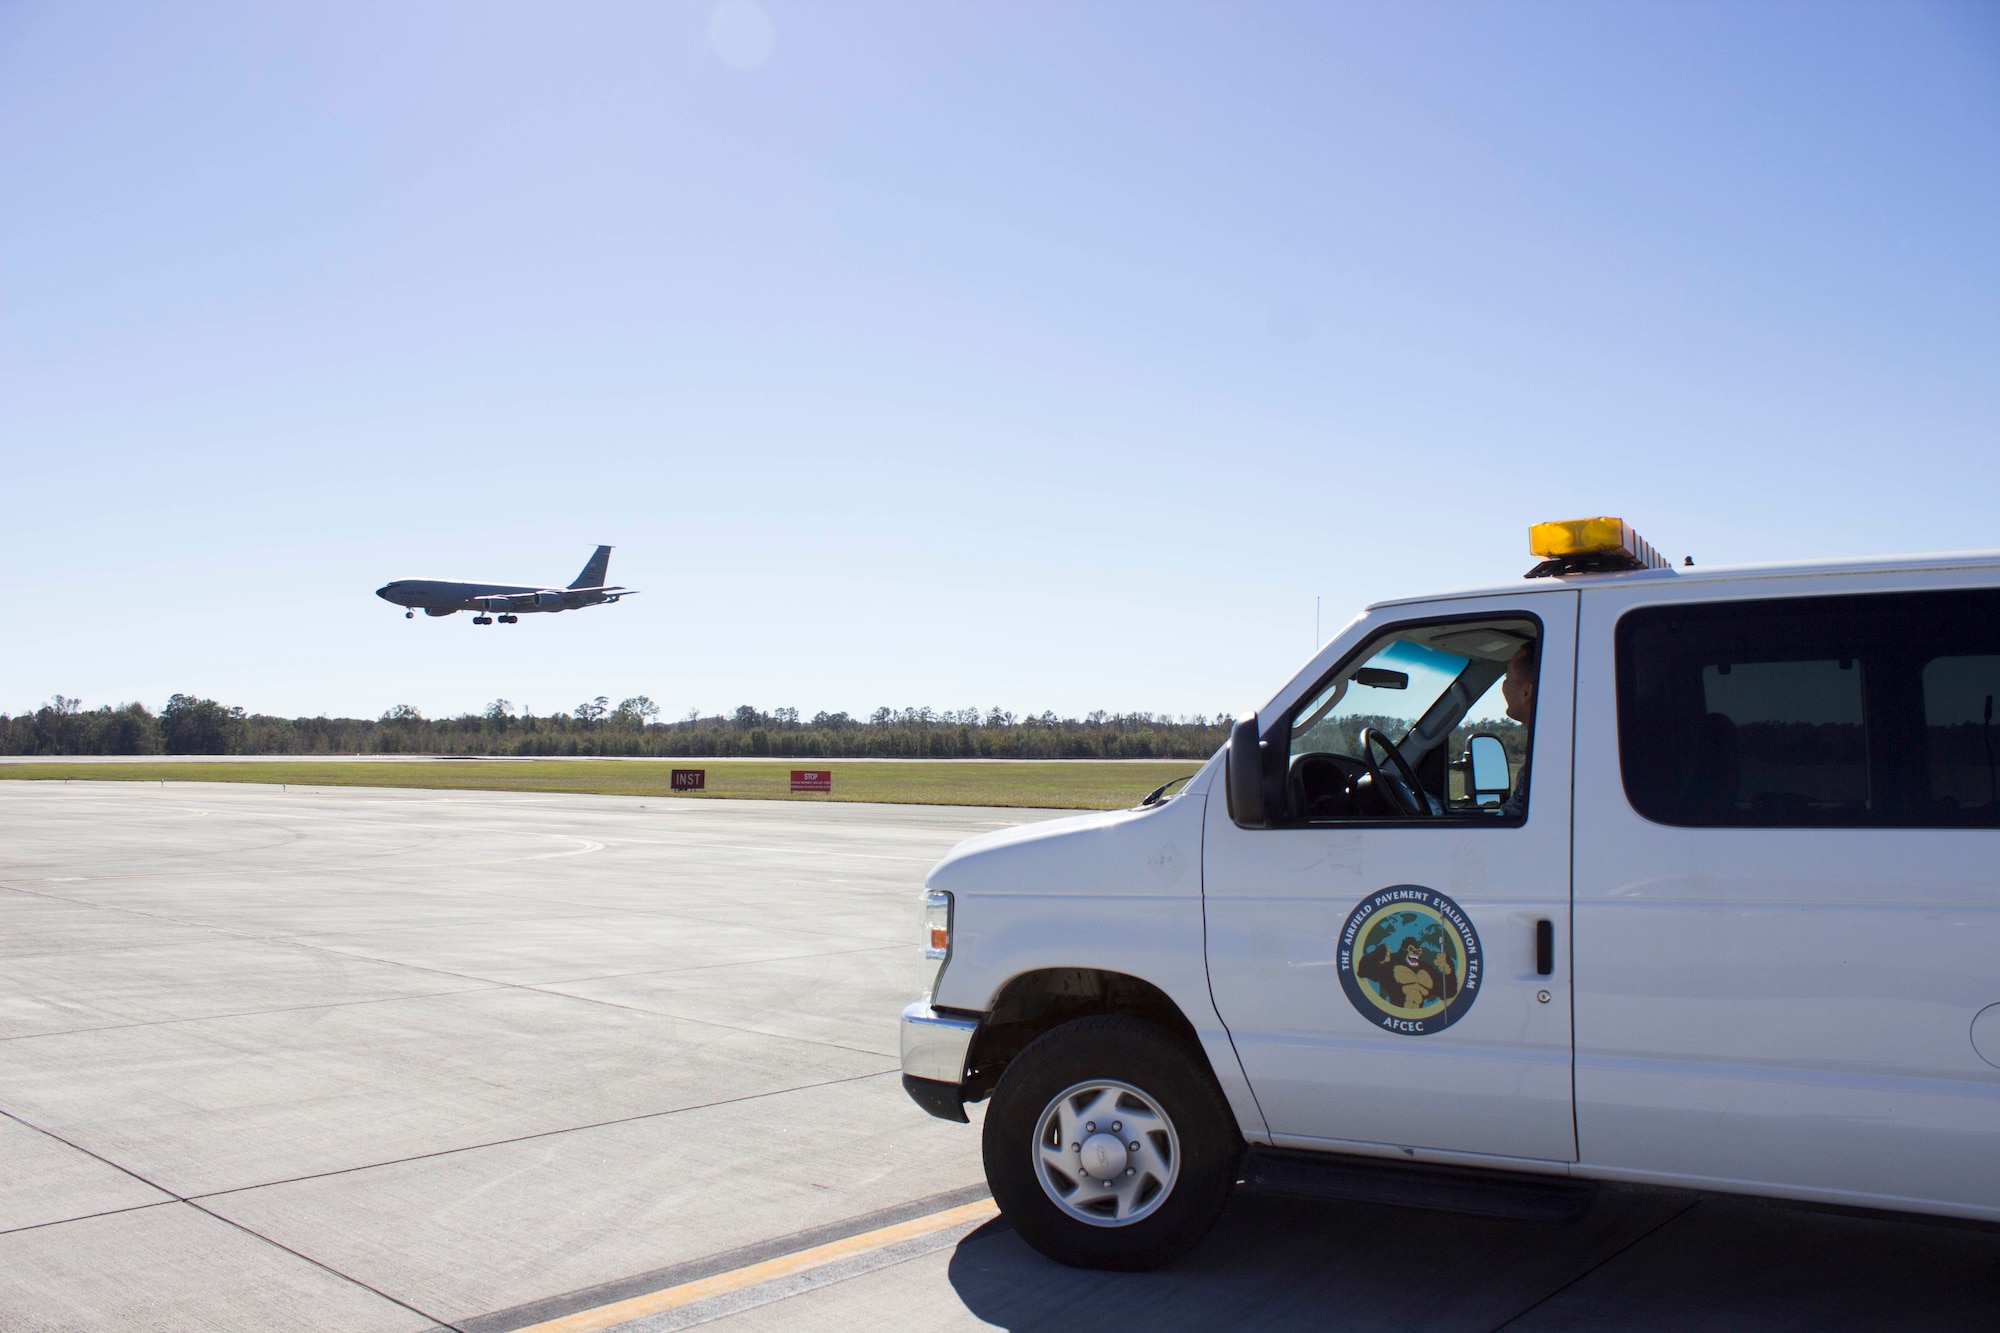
374,580 -> 624,616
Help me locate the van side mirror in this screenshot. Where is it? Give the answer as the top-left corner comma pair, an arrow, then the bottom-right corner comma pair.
1467,733 -> 1511,800
1227,714 -> 1270,828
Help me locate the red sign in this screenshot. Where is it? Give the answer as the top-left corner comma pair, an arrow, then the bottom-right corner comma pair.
670,768 -> 706,791
790,769 -> 831,793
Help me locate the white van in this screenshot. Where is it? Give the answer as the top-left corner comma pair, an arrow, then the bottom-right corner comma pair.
899,520 -> 2000,1270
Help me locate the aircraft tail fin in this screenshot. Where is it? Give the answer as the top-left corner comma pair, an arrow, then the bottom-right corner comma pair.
570,544 -> 613,589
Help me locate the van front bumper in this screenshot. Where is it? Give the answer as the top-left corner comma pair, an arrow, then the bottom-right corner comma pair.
900,1000 -> 979,1123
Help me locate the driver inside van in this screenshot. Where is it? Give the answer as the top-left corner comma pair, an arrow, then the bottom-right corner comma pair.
1499,641 -> 1535,816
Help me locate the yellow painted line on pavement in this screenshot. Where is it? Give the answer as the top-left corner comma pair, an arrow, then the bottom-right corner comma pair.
510,1198 -> 999,1333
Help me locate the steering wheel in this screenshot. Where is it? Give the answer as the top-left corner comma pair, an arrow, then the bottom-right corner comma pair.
1359,727 -> 1434,818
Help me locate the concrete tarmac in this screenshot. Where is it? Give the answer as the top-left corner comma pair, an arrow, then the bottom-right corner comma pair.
3,782 -> 1994,1331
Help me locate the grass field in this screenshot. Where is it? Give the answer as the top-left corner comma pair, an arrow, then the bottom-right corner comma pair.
0,758 -> 1210,810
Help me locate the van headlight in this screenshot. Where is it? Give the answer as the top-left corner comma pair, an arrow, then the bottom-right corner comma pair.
922,889 -> 952,992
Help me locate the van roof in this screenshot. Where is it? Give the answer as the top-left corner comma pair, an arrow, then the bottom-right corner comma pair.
1368,548 -> 2000,611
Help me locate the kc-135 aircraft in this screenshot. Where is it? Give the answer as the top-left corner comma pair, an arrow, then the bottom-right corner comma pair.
376,545 -> 638,625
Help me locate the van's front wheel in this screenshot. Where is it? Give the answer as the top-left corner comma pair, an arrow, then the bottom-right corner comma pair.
981,1016 -> 1239,1270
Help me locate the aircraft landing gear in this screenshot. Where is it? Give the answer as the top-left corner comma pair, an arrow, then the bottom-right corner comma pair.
405,610 -> 414,619
498,614 -> 518,624
473,615 -> 494,625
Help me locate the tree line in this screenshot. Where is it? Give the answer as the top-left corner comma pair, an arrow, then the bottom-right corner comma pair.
0,695 -> 1237,760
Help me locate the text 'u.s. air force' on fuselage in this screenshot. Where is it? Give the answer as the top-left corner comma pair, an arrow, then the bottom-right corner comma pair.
375,546 -> 638,625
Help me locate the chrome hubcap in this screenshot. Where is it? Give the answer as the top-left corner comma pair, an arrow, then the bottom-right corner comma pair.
1079,1132 -> 1129,1178
1031,1079 -> 1179,1227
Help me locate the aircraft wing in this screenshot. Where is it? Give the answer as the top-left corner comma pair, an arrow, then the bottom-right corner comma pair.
467,586 -> 639,608
471,589 -> 561,606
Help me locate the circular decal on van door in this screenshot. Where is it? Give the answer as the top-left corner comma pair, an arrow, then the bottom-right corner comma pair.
1337,886 -> 1482,1035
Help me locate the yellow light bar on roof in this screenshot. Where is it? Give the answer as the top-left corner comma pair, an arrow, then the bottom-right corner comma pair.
1526,517 -> 1669,577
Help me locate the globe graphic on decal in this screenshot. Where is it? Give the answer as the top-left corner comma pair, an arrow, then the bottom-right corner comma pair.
1352,908 -> 1466,1018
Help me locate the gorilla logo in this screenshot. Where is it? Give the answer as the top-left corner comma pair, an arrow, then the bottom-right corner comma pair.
1336,887 -> 1482,1035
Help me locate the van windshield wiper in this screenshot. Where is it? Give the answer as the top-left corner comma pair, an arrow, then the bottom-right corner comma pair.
1141,774 -> 1197,807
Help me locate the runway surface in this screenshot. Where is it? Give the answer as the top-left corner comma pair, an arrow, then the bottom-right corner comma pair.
3,782 -> 1995,1331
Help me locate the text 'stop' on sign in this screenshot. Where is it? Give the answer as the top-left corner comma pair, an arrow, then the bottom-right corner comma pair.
670,768 -> 706,791
790,769 -> 831,793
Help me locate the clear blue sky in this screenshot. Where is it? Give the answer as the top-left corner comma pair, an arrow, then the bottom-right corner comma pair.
3,1 -> 1996,723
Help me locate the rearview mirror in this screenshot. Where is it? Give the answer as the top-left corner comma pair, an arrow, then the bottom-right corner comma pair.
1467,733 -> 1511,799
1352,667 -> 1408,690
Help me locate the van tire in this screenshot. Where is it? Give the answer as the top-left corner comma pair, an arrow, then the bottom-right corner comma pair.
981,1015 -> 1239,1270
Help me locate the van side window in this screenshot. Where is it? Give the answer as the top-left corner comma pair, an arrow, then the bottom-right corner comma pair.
1617,590 -> 2000,829
1698,659 -> 1870,816
1924,655 -> 2000,818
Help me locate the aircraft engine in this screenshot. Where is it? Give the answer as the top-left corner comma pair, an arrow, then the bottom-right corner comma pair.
535,591 -> 564,607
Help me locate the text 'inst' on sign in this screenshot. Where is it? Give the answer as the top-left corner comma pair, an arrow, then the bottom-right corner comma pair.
791,770 -> 832,793
670,769 -> 706,791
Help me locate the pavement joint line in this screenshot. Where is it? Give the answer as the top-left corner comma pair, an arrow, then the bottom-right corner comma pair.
6,1065 -> 898,1218
224,940 -> 909,1006
1484,1196 -> 1704,1331
522,941 -> 906,987
295,923 -> 911,979
0,930 -> 254,962
0,1197 -> 179,1236
182,1068 -> 899,1202
183,1196 -> 473,1333
0,942 -> 904,1044
256,943 -> 908,1058
0,828 -> 607,884
0,1106 -> 461,1326
489,1197 -> 1000,1333
0,984 -> 510,1045
41,803 -> 967,854
1,789 -> 1025,846
360,903 -> 911,951
2,812 -> 956,853
7,870 -> 917,954
2,779 -> 1090,818
507,982 -> 902,1059
3,881 -> 904,1059
5,876 -> 884,1040
609,840 -> 946,862
0,883 -> 580,991
0,838 -> 606,882
1,1106 -> 190,1205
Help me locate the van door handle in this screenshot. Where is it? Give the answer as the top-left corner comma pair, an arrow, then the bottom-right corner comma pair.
1535,919 -> 1555,976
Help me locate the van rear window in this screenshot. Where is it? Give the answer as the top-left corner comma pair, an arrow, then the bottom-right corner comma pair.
1616,590 -> 2000,829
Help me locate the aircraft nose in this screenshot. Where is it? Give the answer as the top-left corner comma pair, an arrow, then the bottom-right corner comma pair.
376,585 -> 395,601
